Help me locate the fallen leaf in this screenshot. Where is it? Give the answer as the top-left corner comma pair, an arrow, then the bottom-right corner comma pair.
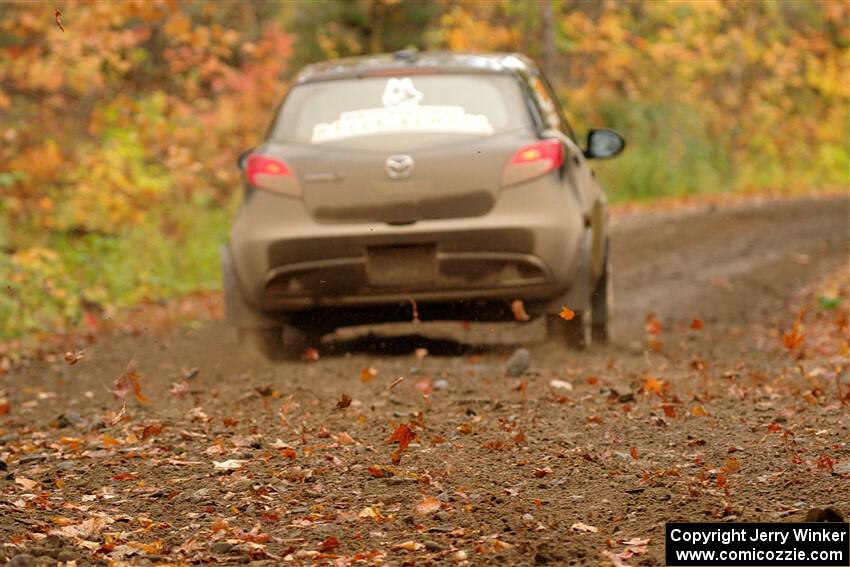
169,381 -> 190,397
360,367 -> 378,383
414,376 -> 432,394
112,472 -> 139,481
15,477 -> 37,490
724,457 -> 740,474
642,374 -> 665,396
783,309 -> 806,351
141,423 -> 164,439
358,506 -> 379,519
533,466 -> 553,478
54,7 -> 64,32
549,379 -> 573,391
415,496 -> 441,515
621,537 -> 650,546
336,431 -> 355,445
114,360 -> 148,405
690,405 -> 709,416
393,541 -> 424,551
570,522 -> 598,533
630,447 -> 639,460
319,536 -> 339,552
64,350 -> 85,365
387,423 -> 414,451
645,313 -> 662,336
661,403 -> 676,418
511,299 -> 530,321
367,465 -> 385,478
213,459 -> 247,471
559,306 -> 575,320
303,347 -> 320,361
336,393 -> 352,409
690,318 -> 704,330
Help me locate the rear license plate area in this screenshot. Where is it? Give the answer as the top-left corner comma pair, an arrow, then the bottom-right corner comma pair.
366,244 -> 437,287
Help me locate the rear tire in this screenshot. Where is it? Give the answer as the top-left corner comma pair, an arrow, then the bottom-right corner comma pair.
591,253 -> 612,345
546,309 -> 592,350
237,324 -> 321,362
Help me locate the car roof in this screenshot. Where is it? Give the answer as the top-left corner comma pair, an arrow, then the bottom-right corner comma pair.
294,51 -> 538,84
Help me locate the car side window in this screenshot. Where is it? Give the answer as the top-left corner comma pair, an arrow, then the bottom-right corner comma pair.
531,75 -> 578,142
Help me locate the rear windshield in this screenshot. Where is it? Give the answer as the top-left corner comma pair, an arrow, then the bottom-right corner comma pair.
270,74 -> 532,150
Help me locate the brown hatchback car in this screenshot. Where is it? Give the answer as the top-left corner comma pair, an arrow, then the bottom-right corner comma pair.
222,51 -> 625,360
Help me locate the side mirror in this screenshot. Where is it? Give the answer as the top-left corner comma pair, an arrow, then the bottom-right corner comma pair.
584,129 -> 625,160
237,148 -> 255,169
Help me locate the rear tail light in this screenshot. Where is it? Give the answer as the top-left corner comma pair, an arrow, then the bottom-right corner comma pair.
501,139 -> 564,187
244,154 -> 300,196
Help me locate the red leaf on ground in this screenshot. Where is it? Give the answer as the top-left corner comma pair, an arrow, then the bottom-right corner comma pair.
141,423 -> 164,439
661,403 -> 676,418
690,318 -> 704,330
336,393 -> 352,409
360,367 -> 378,383
816,454 -> 834,473
319,536 -> 339,552
222,417 -> 239,427
387,423 -> 414,451
303,347 -> 320,361
367,465 -> 385,478
112,472 -> 139,481
767,422 -> 781,433
629,447 -> 639,460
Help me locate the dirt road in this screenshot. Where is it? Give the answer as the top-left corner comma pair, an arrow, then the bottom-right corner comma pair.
2,196 -> 848,566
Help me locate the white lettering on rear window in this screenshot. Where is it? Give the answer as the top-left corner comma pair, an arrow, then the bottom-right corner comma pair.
311,78 -> 494,143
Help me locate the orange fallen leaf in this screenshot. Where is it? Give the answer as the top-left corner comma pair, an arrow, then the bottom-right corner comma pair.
222,417 -> 239,427
367,465 -> 385,478
360,367 -> 378,383
783,309 -> 805,351
559,306 -> 575,321
319,536 -> 339,552
280,448 -> 297,459
767,422 -> 781,433
114,360 -> 147,405
690,318 -> 704,330
415,495 -> 441,515
642,374 -> 665,396
336,431 -> 355,445
629,447 -> 639,460
690,406 -> 709,416
511,299 -> 530,322
387,423 -> 414,451
724,457 -> 740,474
645,313 -> 662,336
303,347 -> 320,361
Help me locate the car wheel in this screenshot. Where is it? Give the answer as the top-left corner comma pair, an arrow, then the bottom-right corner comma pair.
546,308 -> 592,350
237,324 -> 319,362
591,253 -> 612,345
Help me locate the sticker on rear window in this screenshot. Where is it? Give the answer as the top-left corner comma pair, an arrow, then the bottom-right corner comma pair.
311,78 -> 494,143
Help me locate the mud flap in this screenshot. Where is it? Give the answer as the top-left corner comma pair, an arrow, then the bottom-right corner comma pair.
221,245 -> 277,328
542,227 -> 593,314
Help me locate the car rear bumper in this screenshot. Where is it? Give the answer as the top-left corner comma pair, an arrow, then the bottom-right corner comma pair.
228,177 -> 586,311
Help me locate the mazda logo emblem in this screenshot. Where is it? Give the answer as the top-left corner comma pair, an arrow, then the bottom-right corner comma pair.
385,154 -> 414,179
